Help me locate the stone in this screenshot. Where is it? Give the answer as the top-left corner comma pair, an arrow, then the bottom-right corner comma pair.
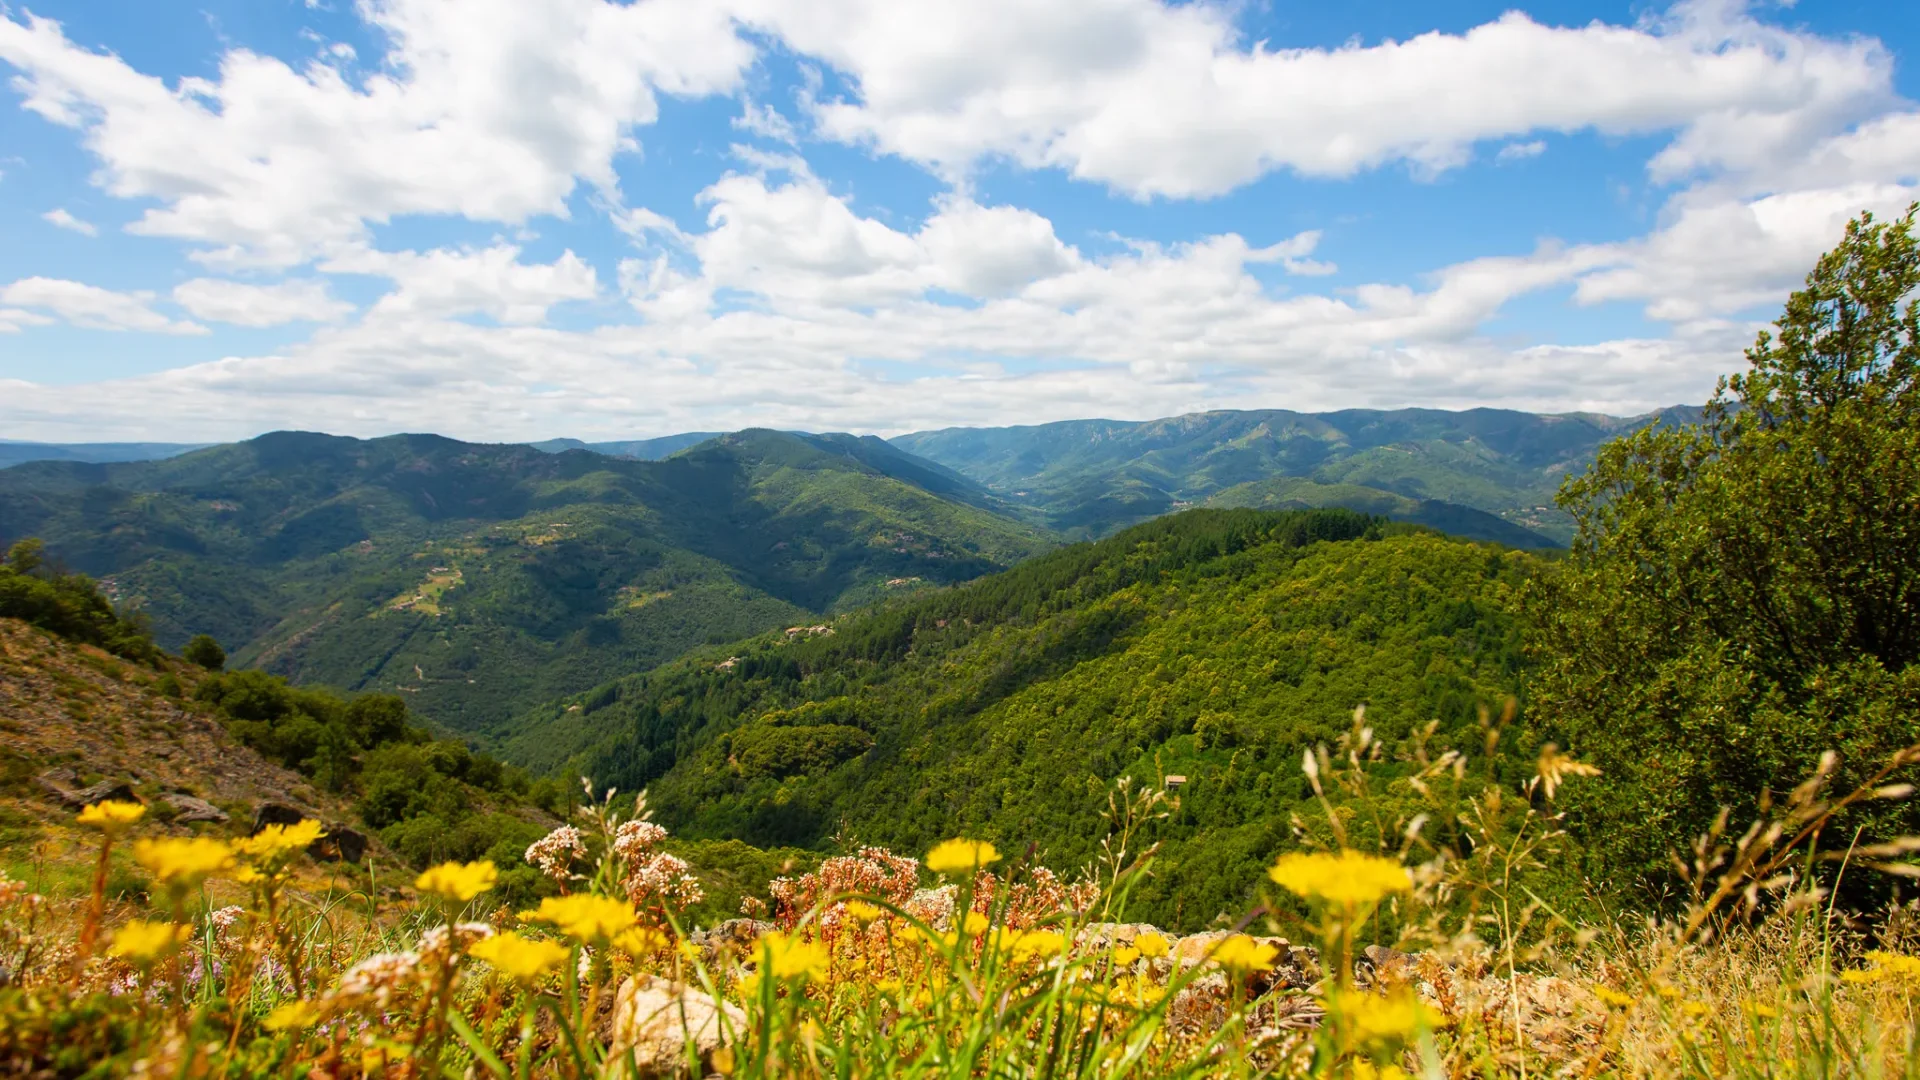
251,802 -> 308,833
606,974 -> 746,1075
64,779 -> 137,808
691,918 -> 770,967
1074,922 -> 1161,950
160,793 -> 229,824
1171,930 -> 1310,993
312,826 -> 368,864
1358,944 -> 1417,987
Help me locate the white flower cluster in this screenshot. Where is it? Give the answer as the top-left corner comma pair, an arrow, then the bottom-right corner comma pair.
524,825 -> 586,883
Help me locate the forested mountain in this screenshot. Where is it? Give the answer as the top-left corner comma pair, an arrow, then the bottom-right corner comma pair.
892,406 -> 1703,542
527,433 -> 721,459
501,508 -> 1531,928
0,429 -> 1052,733
0,439 -> 210,469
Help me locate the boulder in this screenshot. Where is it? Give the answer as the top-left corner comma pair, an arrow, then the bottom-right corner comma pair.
606,974 -> 746,1075
251,802 -> 308,833
313,826 -> 368,864
160,793 -> 229,824
64,779 -> 138,809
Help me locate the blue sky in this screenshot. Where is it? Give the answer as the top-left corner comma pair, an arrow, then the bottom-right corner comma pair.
1,0 -> 1916,442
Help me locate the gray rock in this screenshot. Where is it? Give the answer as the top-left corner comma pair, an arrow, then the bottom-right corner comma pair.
160,793 -> 229,823
66,779 -> 137,808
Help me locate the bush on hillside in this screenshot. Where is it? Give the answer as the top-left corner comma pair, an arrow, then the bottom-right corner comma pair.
0,538 -> 159,663
1533,203 -> 1920,902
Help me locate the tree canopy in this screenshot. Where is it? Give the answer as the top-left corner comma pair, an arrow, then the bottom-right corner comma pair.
1532,204 -> 1920,900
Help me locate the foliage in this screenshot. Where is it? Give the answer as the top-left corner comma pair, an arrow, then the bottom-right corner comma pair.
0,429 -> 1053,734
2,761 -> 1916,1079
182,633 -> 225,671
506,509 -> 1535,929
1531,204 -> 1920,903
894,407 -> 1702,542
190,667 -> 560,871
0,538 -> 158,662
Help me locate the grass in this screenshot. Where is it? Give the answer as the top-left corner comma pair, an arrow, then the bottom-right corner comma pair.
1,736 -> 1916,1078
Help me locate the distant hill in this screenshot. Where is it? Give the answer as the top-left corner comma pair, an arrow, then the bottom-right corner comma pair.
892,406 -> 1703,543
0,440 -> 211,469
528,432 -> 722,460
500,508 -> 1531,928
0,429 -> 1053,733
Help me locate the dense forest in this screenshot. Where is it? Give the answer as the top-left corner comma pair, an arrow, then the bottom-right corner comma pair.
0,428 -> 1051,733
500,508 -> 1535,928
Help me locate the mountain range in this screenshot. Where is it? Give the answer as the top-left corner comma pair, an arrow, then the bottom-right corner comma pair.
0,429 -> 1049,733
0,404 -> 1690,742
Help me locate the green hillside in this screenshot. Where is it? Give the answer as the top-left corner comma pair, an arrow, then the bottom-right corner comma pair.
892,405 -> 1704,542
505,508 -> 1531,928
0,429 -> 1053,734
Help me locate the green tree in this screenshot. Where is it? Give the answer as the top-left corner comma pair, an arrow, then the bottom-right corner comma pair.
182,634 -> 226,671
1532,204 -> 1920,901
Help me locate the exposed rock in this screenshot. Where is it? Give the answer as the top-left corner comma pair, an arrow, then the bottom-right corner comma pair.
690,918 -> 771,967
1075,922 -> 1161,950
251,802 -> 308,833
63,779 -> 138,808
1357,943 -> 1417,987
159,793 -> 228,823
313,825 -> 368,864
1171,930 -> 1315,993
606,973 -> 745,1075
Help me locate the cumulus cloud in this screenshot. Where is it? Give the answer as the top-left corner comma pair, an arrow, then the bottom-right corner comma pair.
323,244 -> 599,324
0,0 -> 755,266
0,0 -> 1917,442
741,0 -> 1892,195
172,278 -> 355,326
40,207 -> 96,235
0,277 -> 205,334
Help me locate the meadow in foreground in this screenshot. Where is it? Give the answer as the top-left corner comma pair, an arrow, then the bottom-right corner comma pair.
2,716 -> 1916,1080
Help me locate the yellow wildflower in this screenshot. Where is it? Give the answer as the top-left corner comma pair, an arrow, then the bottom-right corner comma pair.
1112,945 -> 1140,967
132,837 -> 234,888
1328,988 -> 1441,1046
962,911 -> 990,937
711,1047 -> 736,1076
1848,951 -> 1920,983
843,900 -> 883,923
263,1000 -> 319,1031
761,932 -> 829,981
241,820 -> 325,862
614,926 -> 669,957
109,919 -> 191,964
925,838 -> 1000,874
1267,850 -> 1410,907
77,800 -> 146,831
1134,932 -> 1170,959
414,860 -> 498,902
1351,1061 -> 1409,1080
1211,934 -> 1279,973
526,894 -> 637,942
1009,929 -> 1065,964
1593,986 -> 1635,1009
469,932 -> 569,983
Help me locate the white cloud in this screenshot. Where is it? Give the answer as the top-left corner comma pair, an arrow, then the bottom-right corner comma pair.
0,277 -> 205,334
0,307 -> 57,332
172,278 -> 355,326
741,0 -> 1892,196
323,244 -> 599,324
40,207 -> 96,235
1496,140 -> 1546,162
0,1 -> 755,266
